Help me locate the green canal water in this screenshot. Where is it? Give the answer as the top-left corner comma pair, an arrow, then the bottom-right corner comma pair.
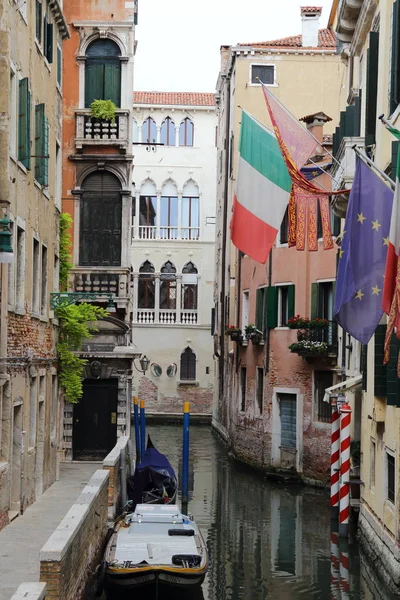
107,424 -> 395,600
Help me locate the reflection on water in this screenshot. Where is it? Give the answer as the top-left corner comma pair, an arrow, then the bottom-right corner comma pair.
105,424 -> 395,600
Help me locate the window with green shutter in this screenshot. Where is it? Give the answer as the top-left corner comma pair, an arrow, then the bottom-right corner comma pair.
391,141 -> 399,183
85,39 -> 121,107
287,285 -> 295,321
365,31 -> 379,147
374,324 -> 387,397
36,0 -> 42,43
256,287 -> 267,333
57,46 -> 62,87
35,104 -> 49,186
266,286 -> 278,329
45,21 -> 53,63
18,78 -> 31,169
386,331 -> 400,406
390,0 -> 400,115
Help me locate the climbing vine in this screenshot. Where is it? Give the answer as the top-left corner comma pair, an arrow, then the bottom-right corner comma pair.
56,303 -> 107,404
59,212 -> 73,291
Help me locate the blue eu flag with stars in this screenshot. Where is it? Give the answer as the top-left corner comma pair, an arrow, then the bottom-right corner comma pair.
334,158 -> 394,344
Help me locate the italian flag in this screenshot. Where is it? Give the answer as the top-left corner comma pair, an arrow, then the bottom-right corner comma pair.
383,127 -> 400,321
230,111 -> 291,263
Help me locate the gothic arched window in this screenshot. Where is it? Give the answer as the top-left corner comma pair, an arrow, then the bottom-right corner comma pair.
85,39 -> 121,107
180,347 -> 196,381
160,261 -> 177,310
142,117 -> 157,144
160,180 -> 178,239
182,180 -> 199,240
160,117 -> 176,146
179,118 -> 194,146
182,262 -> 198,310
138,261 -> 155,309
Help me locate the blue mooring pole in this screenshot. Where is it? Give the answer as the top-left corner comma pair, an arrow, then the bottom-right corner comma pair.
182,401 -> 190,512
133,397 -> 140,462
140,399 -> 146,461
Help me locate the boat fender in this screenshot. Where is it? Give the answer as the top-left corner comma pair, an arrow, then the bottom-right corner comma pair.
172,554 -> 202,567
168,528 -> 195,536
94,561 -> 107,597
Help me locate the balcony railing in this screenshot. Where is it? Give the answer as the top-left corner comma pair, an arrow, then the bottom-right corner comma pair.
134,225 -> 200,242
70,267 -> 130,300
289,321 -> 338,358
135,308 -> 198,325
75,109 -> 130,151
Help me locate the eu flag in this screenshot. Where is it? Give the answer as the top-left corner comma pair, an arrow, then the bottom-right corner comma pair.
334,158 -> 394,344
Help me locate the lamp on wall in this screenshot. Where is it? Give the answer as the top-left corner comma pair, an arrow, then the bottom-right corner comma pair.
0,215 -> 14,263
133,354 -> 150,374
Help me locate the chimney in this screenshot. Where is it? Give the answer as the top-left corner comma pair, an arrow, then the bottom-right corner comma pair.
301,6 -> 322,48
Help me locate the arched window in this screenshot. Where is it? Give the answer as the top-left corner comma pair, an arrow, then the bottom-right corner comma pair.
132,119 -> 139,143
160,180 -> 178,239
85,39 -> 121,107
160,117 -> 175,146
180,347 -> 196,381
182,262 -> 198,310
79,171 -> 121,266
179,118 -> 194,146
142,117 -> 157,144
138,261 -> 155,309
182,180 -> 199,240
160,261 -> 177,310
139,179 -> 157,239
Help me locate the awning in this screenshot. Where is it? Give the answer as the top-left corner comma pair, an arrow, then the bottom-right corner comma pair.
323,375 -> 362,403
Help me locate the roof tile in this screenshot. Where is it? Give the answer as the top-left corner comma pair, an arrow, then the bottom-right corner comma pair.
133,92 -> 215,107
239,28 -> 336,49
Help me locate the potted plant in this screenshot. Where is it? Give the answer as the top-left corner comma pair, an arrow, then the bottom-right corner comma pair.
288,340 -> 328,354
225,325 -> 243,342
287,315 -> 310,329
244,324 -> 263,343
90,99 -> 117,124
309,318 -> 329,329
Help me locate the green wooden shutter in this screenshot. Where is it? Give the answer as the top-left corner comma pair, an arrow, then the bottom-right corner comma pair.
287,285 -> 295,320
311,282 -> 318,319
104,63 -> 121,106
332,212 -> 341,237
391,141 -> 399,183
374,324 -> 387,397
36,0 -> 42,42
85,64 -> 105,107
390,1 -> 400,114
365,31 -> 379,147
256,288 -> 264,331
361,344 -> 368,391
46,22 -> 53,63
43,116 -> 49,186
18,78 -> 31,169
35,104 -> 44,183
266,286 -> 278,329
57,46 -> 62,86
386,332 -> 400,405
43,14 -> 47,56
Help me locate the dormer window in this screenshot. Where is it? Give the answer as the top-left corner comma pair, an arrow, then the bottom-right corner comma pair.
85,39 -> 121,108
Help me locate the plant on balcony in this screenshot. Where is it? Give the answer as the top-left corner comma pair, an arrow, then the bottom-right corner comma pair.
289,340 -> 328,354
309,318 -> 329,329
225,325 -> 243,342
56,303 -> 107,403
244,324 -> 263,342
287,315 -> 310,328
90,99 -> 117,124
59,212 -> 73,291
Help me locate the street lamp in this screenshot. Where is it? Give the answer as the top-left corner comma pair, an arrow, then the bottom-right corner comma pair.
0,215 -> 14,263
134,355 -> 150,374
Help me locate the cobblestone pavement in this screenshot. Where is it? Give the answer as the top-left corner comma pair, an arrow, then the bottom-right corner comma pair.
0,462 -> 100,600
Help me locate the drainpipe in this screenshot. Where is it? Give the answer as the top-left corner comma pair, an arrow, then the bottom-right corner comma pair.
235,251 -> 242,371
265,251 -> 272,373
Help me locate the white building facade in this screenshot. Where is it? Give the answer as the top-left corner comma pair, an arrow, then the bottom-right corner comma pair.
131,92 -> 217,414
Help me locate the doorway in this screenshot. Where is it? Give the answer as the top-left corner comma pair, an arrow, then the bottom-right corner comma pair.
73,379 -> 118,460
11,404 -> 23,513
279,393 -> 297,469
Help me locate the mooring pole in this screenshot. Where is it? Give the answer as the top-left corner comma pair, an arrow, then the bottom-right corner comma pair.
330,521 -> 340,600
133,397 -> 141,462
140,399 -> 146,461
330,395 -> 340,520
339,537 -> 351,599
339,400 -> 352,538
182,401 -> 190,513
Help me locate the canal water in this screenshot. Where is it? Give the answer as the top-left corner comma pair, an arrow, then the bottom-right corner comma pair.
107,424 -> 395,600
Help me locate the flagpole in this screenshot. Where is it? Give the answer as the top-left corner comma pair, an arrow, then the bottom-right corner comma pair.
257,79 -> 345,175
352,145 -> 395,190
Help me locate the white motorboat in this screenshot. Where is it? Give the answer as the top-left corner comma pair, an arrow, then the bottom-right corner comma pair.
102,503 -> 208,593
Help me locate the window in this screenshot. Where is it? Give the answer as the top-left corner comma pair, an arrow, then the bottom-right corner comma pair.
182,180 -> 199,240
167,363 -> 177,377
32,239 -> 40,313
36,0 -> 42,43
138,261 -> 155,309
139,196 -> 157,231
256,367 -> 264,413
311,281 -> 334,321
85,39 -> 121,107
317,204 -> 340,239
34,104 -> 49,186
278,286 -> 290,327
160,117 -> 175,146
179,118 -> 194,146
387,451 -> 395,504
57,46 -> 62,87
55,142 -> 62,209
280,207 -> 289,244
53,254 -> 59,293
43,13 -> 53,63
251,64 -> 275,85
18,78 -> 31,169
151,363 -> 162,377
16,227 -> 25,309
160,261 -> 177,310
180,347 -> 196,381
51,375 -> 58,438
29,376 -> 38,448
256,287 -> 267,333
160,180 -> 178,239
370,439 -> 376,489
365,31 -> 379,146
390,1 -> 400,114
240,367 -> 247,412
314,371 -> 333,423
182,262 -> 198,310
242,290 -> 249,329
142,117 -> 157,144
10,69 -> 17,157
41,245 -> 47,315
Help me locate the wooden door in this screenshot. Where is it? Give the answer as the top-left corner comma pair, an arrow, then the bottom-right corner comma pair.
73,379 -> 118,460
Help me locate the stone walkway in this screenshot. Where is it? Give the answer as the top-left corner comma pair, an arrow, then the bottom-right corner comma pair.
0,462 -> 100,600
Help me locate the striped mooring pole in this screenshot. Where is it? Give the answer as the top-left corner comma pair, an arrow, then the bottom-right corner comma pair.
330,525 -> 340,600
339,400 -> 352,538
140,399 -> 146,461
182,401 -> 190,511
133,397 -> 140,462
330,396 -> 340,519
339,539 -> 351,600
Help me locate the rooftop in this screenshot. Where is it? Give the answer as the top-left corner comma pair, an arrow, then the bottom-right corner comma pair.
238,28 -> 336,50
300,6 -> 323,12
133,92 -> 215,107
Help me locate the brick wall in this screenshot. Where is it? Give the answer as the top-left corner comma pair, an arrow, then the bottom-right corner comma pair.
138,376 -> 213,414
102,435 -> 131,520
8,313 -> 56,357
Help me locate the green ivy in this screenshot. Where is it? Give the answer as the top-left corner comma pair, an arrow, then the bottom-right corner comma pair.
90,99 -> 117,123
59,213 -> 73,291
56,303 -> 107,403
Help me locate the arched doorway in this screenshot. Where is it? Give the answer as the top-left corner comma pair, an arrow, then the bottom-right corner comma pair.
79,171 -> 122,267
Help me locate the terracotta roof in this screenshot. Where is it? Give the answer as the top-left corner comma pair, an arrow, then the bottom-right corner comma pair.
133,92 -> 215,107
300,6 -> 322,12
239,28 -> 336,49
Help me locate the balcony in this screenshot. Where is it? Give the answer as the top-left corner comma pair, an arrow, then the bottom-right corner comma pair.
133,225 -> 200,242
70,267 -> 130,304
134,308 -> 198,325
289,321 -> 338,362
336,0 -> 363,44
75,109 -> 130,152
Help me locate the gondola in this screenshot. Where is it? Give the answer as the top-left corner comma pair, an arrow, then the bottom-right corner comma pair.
127,436 -> 177,507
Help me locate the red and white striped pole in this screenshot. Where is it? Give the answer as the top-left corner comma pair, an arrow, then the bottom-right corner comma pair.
330,395 -> 340,519
330,527 -> 340,600
339,540 -> 351,599
339,400 -> 352,538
